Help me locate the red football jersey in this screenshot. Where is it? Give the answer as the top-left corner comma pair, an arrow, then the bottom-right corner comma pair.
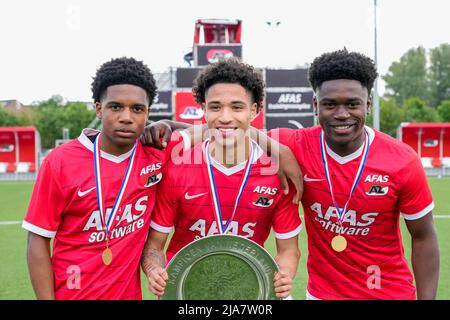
150,141 -> 302,262
22,128 -> 184,300
271,126 -> 434,300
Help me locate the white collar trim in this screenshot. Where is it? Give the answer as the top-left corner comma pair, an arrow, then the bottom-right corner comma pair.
203,140 -> 263,176
325,126 -> 375,165
77,128 -> 133,164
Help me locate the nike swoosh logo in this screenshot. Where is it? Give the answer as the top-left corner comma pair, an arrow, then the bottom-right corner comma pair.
185,192 -> 208,200
78,186 -> 96,197
304,174 -> 325,182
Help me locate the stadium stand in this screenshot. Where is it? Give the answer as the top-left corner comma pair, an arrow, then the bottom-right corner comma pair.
399,123 -> 450,177
0,127 -> 40,180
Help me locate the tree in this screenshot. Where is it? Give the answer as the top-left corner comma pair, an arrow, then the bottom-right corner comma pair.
379,98 -> 405,137
32,96 -> 96,149
404,97 -> 440,123
367,97 -> 405,137
64,102 -> 96,139
0,107 -> 21,126
33,96 -> 67,149
437,100 -> 450,122
1,97 -> 95,149
429,43 -> 450,107
383,46 -> 429,105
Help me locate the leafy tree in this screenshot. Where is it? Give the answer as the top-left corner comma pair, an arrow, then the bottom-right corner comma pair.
64,102 -> 96,139
33,96 -> 67,149
0,107 -> 21,126
383,46 -> 429,105
437,100 -> 450,122
16,111 -> 35,126
404,97 -> 440,123
367,97 -> 405,137
32,96 -> 95,149
429,43 -> 450,107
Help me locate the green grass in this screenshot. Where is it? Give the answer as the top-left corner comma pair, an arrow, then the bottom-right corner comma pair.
1,179 -> 449,299
427,177 -> 450,213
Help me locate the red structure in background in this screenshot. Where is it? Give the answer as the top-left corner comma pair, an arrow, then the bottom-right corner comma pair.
175,19 -> 264,130
174,92 -> 205,125
194,19 -> 242,44
174,91 -> 264,129
0,127 -> 40,173
398,122 -> 450,168
192,19 -> 243,66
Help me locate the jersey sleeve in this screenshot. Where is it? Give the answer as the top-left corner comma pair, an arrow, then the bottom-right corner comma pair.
162,130 -> 191,165
22,156 -> 66,238
267,128 -> 297,150
398,154 -> 434,220
272,184 -> 303,239
150,163 -> 177,233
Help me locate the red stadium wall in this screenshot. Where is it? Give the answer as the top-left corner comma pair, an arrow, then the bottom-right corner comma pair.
420,128 -> 443,158
18,130 -> 36,162
0,127 -> 39,173
0,131 -> 16,163
400,123 -> 450,167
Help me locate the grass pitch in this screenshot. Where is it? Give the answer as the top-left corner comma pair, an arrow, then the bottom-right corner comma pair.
0,178 -> 449,299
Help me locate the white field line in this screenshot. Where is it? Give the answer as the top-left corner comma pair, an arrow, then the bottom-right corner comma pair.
0,221 -> 22,225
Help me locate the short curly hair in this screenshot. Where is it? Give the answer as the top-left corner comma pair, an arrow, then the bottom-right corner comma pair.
192,58 -> 265,112
91,57 -> 157,105
308,49 -> 378,93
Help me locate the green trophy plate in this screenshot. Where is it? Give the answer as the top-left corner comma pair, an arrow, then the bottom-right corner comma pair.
162,235 -> 280,300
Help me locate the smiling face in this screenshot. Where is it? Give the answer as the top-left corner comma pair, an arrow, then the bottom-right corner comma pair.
96,84 -> 149,156
203,83 -> 257,149
314,79 -> 371,156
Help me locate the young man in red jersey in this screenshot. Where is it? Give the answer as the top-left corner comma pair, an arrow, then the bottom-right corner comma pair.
22,57 -> 188,299
271,49 -> 439,299
141,59 -> 302,299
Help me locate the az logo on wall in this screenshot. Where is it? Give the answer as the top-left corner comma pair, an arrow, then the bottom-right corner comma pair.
207,49 -> 234,63
175,92 -> 206,124
180,106 -> 204,120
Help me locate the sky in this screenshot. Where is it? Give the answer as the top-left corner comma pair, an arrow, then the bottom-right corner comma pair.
0,0 -> 448,105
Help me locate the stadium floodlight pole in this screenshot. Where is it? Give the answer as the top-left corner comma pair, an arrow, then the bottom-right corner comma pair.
373,0 -> 380,130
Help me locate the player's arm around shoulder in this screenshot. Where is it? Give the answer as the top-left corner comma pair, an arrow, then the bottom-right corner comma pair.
140,119 -> 196,150
141,229 -> 169,298
251,127 -> 303,203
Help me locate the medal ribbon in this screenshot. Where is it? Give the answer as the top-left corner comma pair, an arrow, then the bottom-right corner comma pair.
94,134 -> 137,241
320,129 -> 370,225
204,139 -> 254,235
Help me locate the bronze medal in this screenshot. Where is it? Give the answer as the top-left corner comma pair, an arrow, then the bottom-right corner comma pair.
331,235 -> 347,252
102,248 -> 113,265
